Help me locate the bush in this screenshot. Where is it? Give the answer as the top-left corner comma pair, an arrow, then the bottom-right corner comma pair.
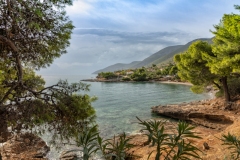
220,133 -> 240,159
122,77 -> 131,81
98,72 -> 118,80
75,118 -> 203,160
75,125 -> 134,160
137,117 -> 202,160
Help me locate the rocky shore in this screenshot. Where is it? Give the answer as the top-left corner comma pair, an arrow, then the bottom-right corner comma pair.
2,96 -> 240,159
0,132 -> 49,160
127,97 -> 240,160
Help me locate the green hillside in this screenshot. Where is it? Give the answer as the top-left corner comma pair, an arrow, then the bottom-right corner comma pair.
93,38 -> 212,73
131,45 -> 183,68
150,38 -> 213,66
93,61 -> 140,74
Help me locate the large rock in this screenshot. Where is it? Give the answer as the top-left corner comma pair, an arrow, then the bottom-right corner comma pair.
0,132 -> 50,160
151,98 -> 236,130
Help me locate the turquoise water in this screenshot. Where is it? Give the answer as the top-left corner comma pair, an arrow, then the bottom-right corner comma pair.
42,75 -> 210,137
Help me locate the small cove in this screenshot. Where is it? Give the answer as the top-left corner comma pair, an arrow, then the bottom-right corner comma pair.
41,75 -> 211,158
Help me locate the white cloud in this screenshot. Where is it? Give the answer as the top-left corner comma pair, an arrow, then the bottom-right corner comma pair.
66,0 -> 93,16
38,0 -> 240,75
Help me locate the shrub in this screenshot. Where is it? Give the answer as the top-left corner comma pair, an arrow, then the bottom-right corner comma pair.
122,77 -> 131,81
137,117 -> 202,160
75,118 -> 203,160
220,133 -> 240,159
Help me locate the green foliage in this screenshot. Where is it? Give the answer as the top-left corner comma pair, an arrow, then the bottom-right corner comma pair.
208,9 -> 240,76
122,77 -> 131,81
190,85 -> 205,94
0,0 -> 98,146
98,63 -> 180,82
169,65 -> 178,75
98,72 -> 118,79
220,133 -> 240,159
174,41 -> 219,89
75,125 -> 134,160
131,67 -> 148,81
107,133 -> 135,160
5,80 -> 97,145
160,64 -> 174,76
76,125 -> 99,160
202,6 -> 240,101
137,117 -> 202,160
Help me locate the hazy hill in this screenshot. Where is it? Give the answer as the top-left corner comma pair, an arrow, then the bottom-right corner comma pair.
93,38 -> 212,74
93,61 -> 140,74
131,45 -> 183,68
149,38 -> 213,66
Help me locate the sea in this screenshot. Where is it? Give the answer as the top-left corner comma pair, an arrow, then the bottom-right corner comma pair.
40,75 -> 211,159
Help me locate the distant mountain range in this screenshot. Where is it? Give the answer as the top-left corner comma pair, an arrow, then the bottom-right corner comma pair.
93,38 -> 212,74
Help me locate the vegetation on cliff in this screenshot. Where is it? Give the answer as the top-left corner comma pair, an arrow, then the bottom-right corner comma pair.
97,63 -> 179,82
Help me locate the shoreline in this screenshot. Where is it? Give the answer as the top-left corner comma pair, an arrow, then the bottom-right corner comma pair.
158,81 -> 192,86
128,97 -> 240,159
81,78 -> 192,85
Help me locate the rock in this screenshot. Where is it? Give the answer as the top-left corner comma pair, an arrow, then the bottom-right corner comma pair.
203,142 -> 210,150
151,99 -> 234,130
0,132 -> 50,160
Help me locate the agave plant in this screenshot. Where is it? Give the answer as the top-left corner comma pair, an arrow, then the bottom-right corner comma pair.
75,124 -> 135,160
220,133 -> 240,159
76,125 -> 99,160
106,133 -> 135,160
137,117 -> 202,160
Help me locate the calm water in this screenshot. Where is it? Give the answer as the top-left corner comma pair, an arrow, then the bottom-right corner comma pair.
42,75 -> 211,136
41,75 -> 211,158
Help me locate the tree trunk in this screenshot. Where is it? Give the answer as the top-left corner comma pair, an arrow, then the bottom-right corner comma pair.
221,76 -> 231,102
0,109 -> 8,142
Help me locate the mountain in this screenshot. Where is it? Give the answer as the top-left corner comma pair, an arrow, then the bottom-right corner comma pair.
93,38 -> 212,74
131,45 -> 183,68
146,38 -> 213,67
93,61 -> 140,74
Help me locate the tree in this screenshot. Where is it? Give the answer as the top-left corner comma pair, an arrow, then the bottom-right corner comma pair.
169,65 -> 178,76
0,0 -> 96,145
131,68 -> 147,81
174,41 -> 220,94
175,5 -> 240,102
203,5 -> 240,102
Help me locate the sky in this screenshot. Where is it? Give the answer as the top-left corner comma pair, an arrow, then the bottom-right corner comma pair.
38,0 -> 240,75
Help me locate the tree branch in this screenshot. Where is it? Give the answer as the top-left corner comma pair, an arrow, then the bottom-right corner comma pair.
0,35 -> 18,52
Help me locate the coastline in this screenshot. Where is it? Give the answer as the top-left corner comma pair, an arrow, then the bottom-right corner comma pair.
127,97 -> 240,160
158,80 -> 192,86
81,78 -> 192,85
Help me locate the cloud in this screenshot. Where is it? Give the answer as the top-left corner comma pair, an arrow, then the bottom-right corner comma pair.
73,28 -> 194,45
38,0 -> 240,75
66,0 -> 93,16
68,0 -> 239,34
